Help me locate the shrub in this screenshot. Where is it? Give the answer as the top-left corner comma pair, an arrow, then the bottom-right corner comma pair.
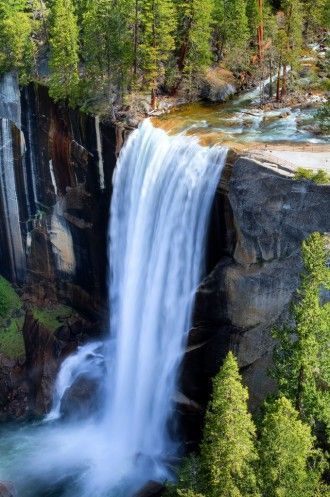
294,168 -> 329,184
0,276 -> 21,319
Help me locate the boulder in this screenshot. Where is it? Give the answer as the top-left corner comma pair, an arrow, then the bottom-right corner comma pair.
0,481 -> 17,497
133,481 -> 164,497
60,375 -> 103,420
200,67 -> 237,102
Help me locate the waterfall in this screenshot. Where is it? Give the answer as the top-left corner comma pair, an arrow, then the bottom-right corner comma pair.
0,120 -> 227,497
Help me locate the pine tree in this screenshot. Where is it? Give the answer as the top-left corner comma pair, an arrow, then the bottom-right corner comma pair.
272,232 -> 330,433
139,0 -> 176,107
200,352 -> 259,497
82,0 -> 133,109
258,397 -> 321,497
175,0 -> 214,87
275,0 -> 303,98
49,0 -> 79,104
246,0 -> 259,40
213,0 -> 250,69
0,0 -> 37,82
302,0 -> 328,39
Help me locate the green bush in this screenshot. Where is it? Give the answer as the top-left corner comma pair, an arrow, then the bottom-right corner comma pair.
0,276 -> 21,319
316,102 -> 330,134
294,168 -> 329,184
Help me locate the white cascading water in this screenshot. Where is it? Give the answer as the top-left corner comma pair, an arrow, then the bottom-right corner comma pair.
0,120 -> 226,497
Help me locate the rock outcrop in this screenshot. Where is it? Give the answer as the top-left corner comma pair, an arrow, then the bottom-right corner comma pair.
180,158 -> 330,445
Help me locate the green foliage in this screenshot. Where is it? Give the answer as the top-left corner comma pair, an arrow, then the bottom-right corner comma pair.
0,276 -> 24,358
139,0 -> 176,95
316,101 -> 330,135
278,0 -> 303,68
272,232 -> 330,433
82,0 -> 133,107
302,0 -> 329,38
0,0 -> 37,83
32,304 -> 74,332
175,0 -> 214,84
246,0 -> 260,39
213,0 -> 250,69
200,352 -> 259,497
294,168 -> 330,184
258,396 -> 322,497
0,276 -> 21,319
49,0 -> 79,104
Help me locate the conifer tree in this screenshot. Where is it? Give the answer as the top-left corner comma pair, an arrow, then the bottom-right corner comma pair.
213,0 -> 250,68
0,0 -> 36,82
49,0 -> 79,104
246,0 -> 259,40
258,396 -> 321,497
139,0 -> 176,107
175,0 -> 214,86
82,0 -> 133,108
272,232 -> 330,433
302,0 -> 328,38
275,0 -> 303,98
200,352 -> 259,497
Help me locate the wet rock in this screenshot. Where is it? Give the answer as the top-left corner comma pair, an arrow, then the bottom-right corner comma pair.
23,311 -> 61,415
133,481 -> 164,497
0,481 -> 17,497
60,376 -> 103,420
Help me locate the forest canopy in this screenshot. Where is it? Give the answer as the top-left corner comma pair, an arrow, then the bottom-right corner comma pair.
0,0 -> 328,111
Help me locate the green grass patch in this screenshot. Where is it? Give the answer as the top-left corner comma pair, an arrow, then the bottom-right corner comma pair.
0,276 -> 21,319
0,316 -> 25,358
32,305 -> 75,332
294,167 -> 329,184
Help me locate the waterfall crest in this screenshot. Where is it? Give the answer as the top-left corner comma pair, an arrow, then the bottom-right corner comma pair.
0,120 -> 227,497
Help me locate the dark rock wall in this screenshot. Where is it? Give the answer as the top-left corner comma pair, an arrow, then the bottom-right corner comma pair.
1,75 -> 126,322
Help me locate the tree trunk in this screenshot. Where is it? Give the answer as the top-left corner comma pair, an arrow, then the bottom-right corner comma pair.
133,0 -> 139,78
276,63 -> 281,101
257,0 -> 264,62
150,88 -> 157,110
281,64 -> 287,98
269,59 -> 273,98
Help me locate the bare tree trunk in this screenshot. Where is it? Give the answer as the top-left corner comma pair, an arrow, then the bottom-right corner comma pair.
281,64 -> 287,98
133,0 -> 139,78
276,63 -> 281,101
269,59 -> 273,98
150,88 -> 157,110
257,0 -> 264,62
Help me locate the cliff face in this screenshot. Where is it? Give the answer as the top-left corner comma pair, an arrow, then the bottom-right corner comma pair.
0,74 -> 126,321
0,75 -> 329,433
180,158 -> 330,444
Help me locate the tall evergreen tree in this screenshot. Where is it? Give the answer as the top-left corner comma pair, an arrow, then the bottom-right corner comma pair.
275,0 -> 303,97
82,0 -> 133,109
213,0 -> 250,68
175,0 -> 214,86
0,0 -> 37,82
301,0 -> 328,38
139,0 -> 176,107
258,396 -> 321,497
272,232 -> 330,433
200,352 -> 259,497
49,0 -> 79,104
